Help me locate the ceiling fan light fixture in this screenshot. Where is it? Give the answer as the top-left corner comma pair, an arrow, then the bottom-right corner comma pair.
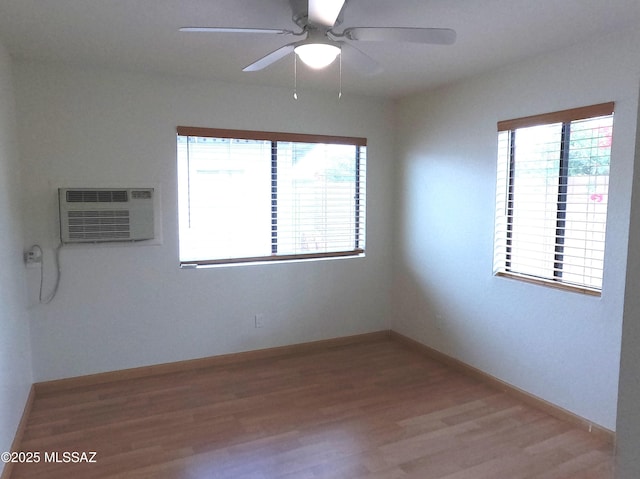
294,43 -> 341,69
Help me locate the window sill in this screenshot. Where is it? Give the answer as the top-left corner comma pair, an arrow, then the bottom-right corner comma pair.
495,272 -> 601,297
180,250 -> 365,269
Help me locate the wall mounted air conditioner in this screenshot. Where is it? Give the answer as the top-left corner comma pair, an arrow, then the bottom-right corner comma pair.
58,188 -> 155,243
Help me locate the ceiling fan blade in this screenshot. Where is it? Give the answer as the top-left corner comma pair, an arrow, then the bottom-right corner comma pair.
180,27 -> 295,35
243,44 -> 296,72
340,43 -> 383,76
308,0 -> 346,27
343,27 -> 456,45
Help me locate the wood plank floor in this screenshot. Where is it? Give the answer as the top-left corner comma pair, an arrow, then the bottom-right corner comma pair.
11,337 -> 614,479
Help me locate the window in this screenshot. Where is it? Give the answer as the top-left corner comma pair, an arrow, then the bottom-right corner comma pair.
177,127 -> 366,266
493,103 -> 614,295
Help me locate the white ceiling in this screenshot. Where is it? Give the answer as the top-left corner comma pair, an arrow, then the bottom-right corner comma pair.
0,0 -> 638,99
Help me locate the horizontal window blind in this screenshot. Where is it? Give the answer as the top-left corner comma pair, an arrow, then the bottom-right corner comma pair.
494,104 -> 614,293
177,127 -> 366,266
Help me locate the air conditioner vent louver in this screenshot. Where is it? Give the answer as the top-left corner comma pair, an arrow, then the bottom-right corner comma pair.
59,188 -> 154,243
67,210 -> 131,241
66,190 -> 128,202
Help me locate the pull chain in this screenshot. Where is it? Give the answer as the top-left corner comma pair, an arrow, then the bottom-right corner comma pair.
293,54 -> 298,100
339,48 -> 342,99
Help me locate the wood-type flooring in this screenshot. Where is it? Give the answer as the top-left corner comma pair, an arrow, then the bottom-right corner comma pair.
10,337 -> 614,478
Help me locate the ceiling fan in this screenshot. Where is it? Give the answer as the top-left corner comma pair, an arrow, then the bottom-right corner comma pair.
180,0 -> 456,75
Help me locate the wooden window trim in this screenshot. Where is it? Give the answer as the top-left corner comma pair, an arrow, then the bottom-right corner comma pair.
181,249 -> 365,268
496,272 -> 601,297
497,102 -> 614,132
176,126 -> 367,147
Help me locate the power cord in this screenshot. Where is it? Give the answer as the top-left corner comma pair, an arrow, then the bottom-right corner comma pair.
32,243 -> 63,304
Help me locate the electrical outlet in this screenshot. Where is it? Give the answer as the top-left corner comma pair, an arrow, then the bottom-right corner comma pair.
254,314 -> 264,329
24,246 -> 42,268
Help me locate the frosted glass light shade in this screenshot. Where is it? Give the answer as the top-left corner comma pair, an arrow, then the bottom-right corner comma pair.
294,43 -> 341,69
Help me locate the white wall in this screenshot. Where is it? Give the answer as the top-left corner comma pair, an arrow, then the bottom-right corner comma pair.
615,83 -> 640,478
0,42 -> 33,469
393,29 -> 640,431
14,62 -> 396,382
10,23 -> 638,449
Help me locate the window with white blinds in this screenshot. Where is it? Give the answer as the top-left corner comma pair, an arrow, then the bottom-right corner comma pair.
494,103 -> 614,295
177,127 -> 366,266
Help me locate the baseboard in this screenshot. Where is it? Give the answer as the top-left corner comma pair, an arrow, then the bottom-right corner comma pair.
388,331 -> 615,445
0,385 -> 36,479
35,330 -> 391,395
29,329 -> 614,447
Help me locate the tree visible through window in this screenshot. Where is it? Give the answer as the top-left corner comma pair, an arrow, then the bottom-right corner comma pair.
177,127 -> 366,266
493,103 -> 614,294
